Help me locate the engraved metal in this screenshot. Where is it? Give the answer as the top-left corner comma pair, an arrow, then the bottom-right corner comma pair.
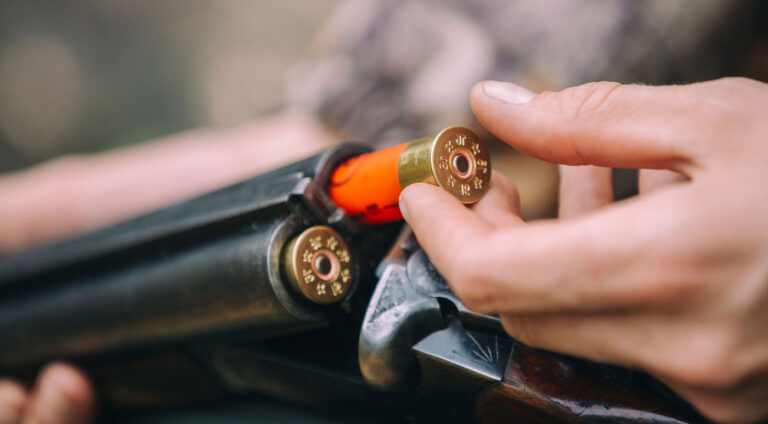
282,225 -> 354,305
359,227 -> 506,391
397,126 -> 491,204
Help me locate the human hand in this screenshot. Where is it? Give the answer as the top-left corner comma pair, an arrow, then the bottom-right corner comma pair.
399,78 -> 768,423
0,363 -> 93,424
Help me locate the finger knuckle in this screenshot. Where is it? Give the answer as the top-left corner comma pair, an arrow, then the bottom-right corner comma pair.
493,171 -> 519,198
555,81 -> 624,123
693,398 -> 759,424
446,253 -> 496,314
634,271 -> 703,309
711,76 -> 757,91
660,329 -> 747,390
490,171 -> 521,211
632,233 -> 712,307
501,316 -> 537,347
695,404 -> 733,424
694,77 -> 757,127
33,416 -> 61,424
450,276 -> 490,313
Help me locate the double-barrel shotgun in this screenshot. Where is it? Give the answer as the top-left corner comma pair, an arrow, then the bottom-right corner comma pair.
0,127 -> 708,423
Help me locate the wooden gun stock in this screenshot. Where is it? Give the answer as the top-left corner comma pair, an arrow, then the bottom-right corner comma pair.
475,343 -> 708,424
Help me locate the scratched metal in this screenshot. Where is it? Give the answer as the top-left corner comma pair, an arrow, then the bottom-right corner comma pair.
359,235 -> 510,391
413,320 -> 513,381
406,249 -> 504,333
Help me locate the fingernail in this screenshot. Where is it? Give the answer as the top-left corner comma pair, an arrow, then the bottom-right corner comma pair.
398,193 -> 411,223
482,81 -> 537,104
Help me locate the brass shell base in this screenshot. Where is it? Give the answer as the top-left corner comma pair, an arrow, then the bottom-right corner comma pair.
281,226 -> 354,305
397,126 -> 491,203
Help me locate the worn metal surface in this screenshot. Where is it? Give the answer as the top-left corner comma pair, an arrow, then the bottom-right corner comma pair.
359,227 -> 507,392
0,143 -> 369,369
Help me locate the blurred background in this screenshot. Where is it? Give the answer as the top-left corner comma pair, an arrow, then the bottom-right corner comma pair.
0,0 -> 766,218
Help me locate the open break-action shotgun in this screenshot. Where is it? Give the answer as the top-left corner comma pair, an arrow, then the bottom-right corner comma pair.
0,127 -> 708,423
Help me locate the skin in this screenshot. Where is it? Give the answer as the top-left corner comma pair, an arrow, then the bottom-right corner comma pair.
0,364 -> 94,424
399,77 -> 768,423
0,108 -> 335,254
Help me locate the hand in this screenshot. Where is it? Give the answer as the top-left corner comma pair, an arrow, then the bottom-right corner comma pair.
0,363 -> 93,424
0,108 -> 336,422
399,77 -> 768,423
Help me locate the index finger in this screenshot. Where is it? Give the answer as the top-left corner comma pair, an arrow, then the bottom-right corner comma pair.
471,80 -> 711,173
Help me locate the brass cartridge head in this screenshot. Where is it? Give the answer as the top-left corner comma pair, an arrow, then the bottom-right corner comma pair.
397,126 -> 491,203
281,226 -> 354,305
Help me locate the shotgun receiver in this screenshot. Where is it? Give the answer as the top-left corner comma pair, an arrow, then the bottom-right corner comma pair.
0,139 -> 707,423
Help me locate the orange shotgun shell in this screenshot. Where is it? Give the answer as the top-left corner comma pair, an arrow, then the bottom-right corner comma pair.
328,126 -> 491,225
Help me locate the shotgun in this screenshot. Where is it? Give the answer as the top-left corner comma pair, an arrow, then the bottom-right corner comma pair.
0,128 -> 707,423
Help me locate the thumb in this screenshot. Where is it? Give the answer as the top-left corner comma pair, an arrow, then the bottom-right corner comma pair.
399,183 -> 492,278
471,80 -> 707,173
